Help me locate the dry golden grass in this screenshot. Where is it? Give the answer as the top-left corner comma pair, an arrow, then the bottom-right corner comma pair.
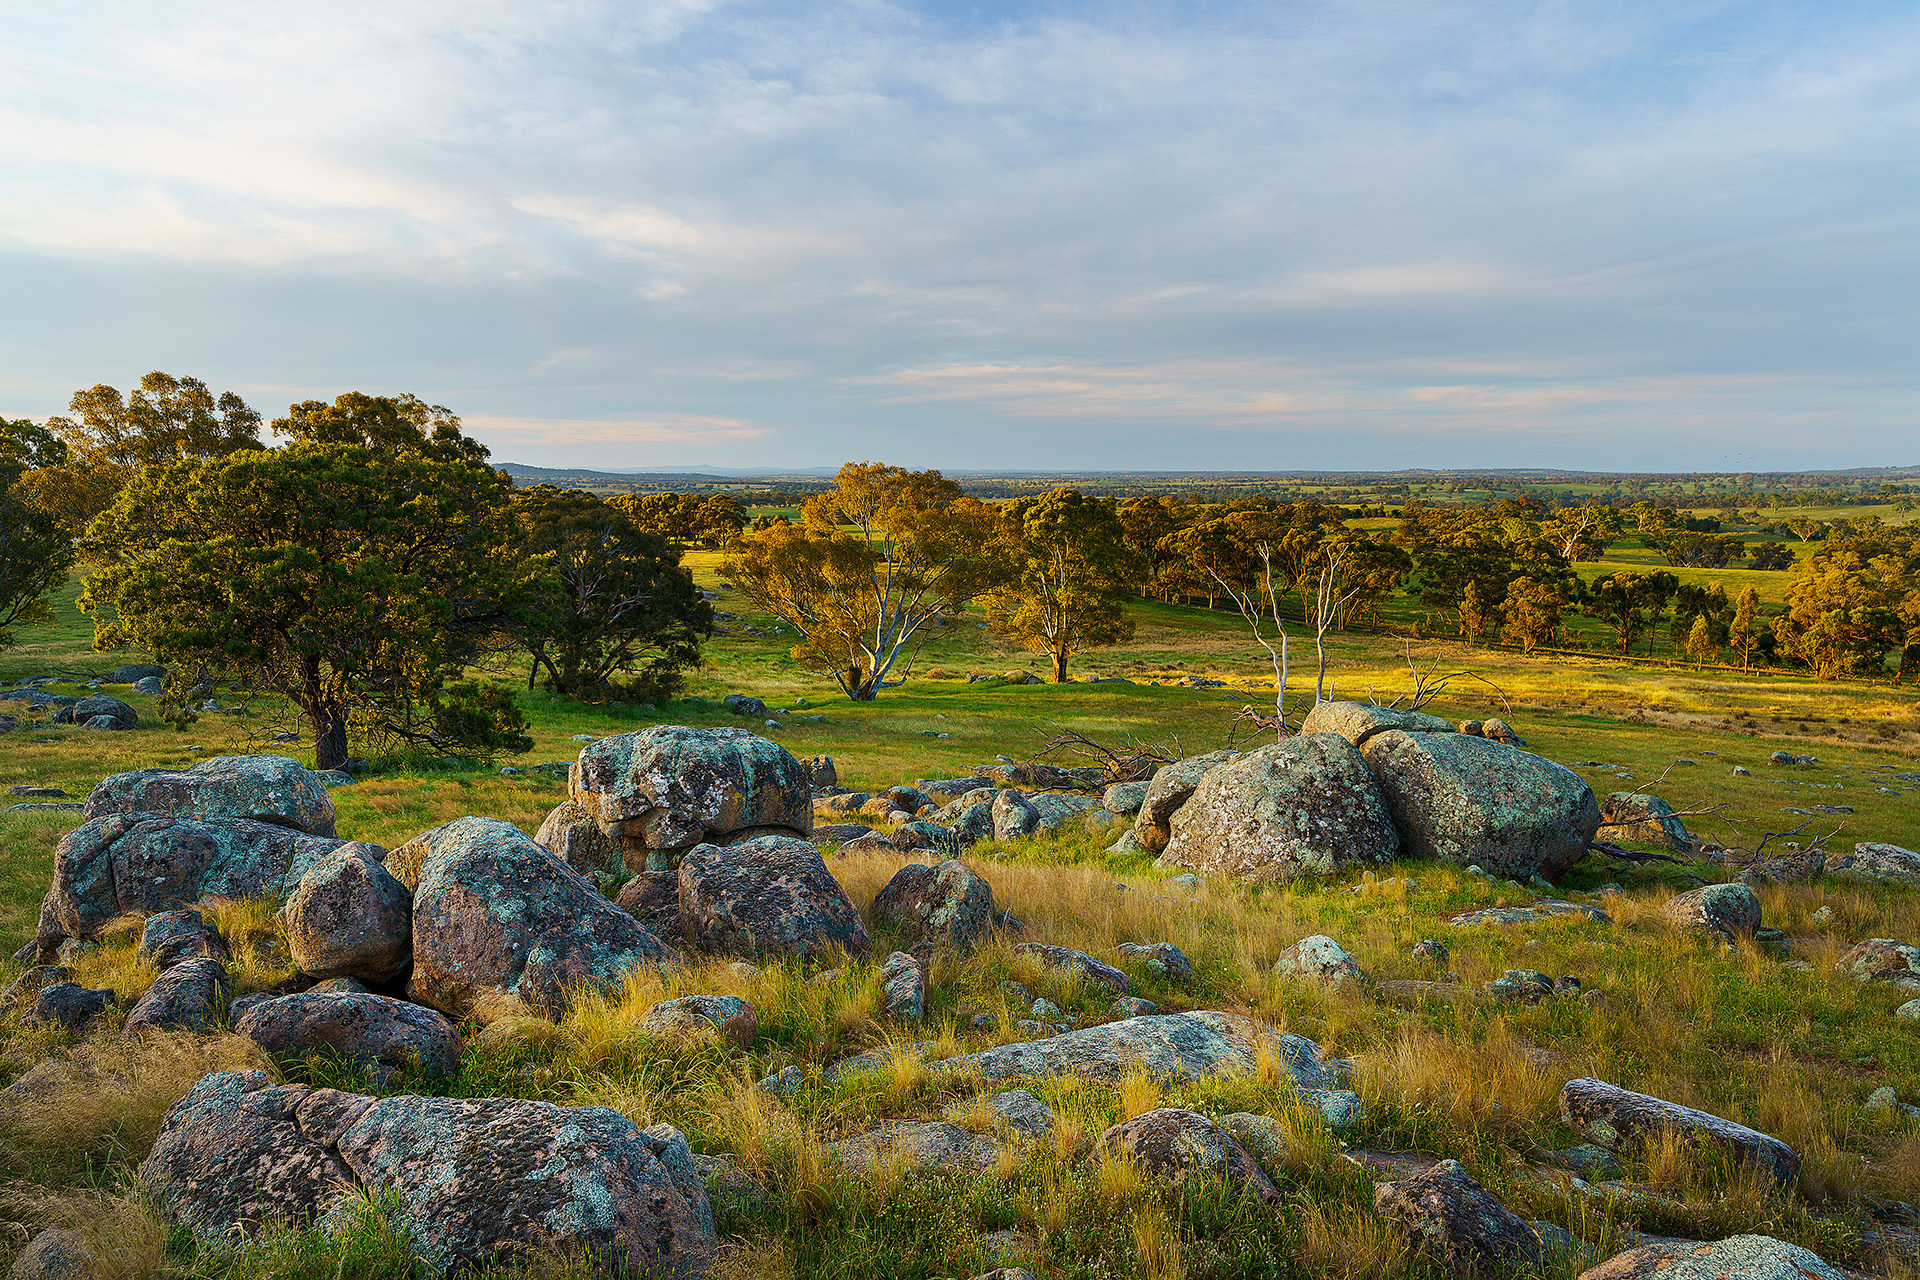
0,1030 -> 268,1181
1291,1196 -> 1415,1280
1118,1067 -> 1164,1120
0,1187 -> 169,1280
1130,1201 -> 1187,1280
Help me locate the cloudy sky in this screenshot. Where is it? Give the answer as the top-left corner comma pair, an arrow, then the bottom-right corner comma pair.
3,1 -> 1916,471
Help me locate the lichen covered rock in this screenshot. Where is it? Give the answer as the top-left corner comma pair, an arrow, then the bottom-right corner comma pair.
872,860 -> 996,950
568,725 -> 812,871
1559,1077 -> 1800,1183
1160,736 -> 1398,882
402,817 -> 680,1023
1359,732 -> 1600,881
1297,701 -> 1455,747
284,844 -> 411,984
930,1012 -> 1337,1087
1015,942 -> 1130,995
1096,1108 -> 1279,1202
533,800 -> 626,878
641,994 -> 757,1049
1599,792 -> 1695,853
1659,883 -> 1761,943
1372,1158 -> 1544,1276
1132,751 -> 1240,853
84,755 -> 336,836
236,992 -> 462,1076
678,835 -> 870,960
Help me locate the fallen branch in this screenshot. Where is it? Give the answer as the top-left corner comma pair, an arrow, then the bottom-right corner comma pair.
1586,840 -> 1689,866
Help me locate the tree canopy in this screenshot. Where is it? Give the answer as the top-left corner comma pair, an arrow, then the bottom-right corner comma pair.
514,485 -> 710,701
81,442 -> 529,768
983,488 -> 1138,682
271,391 -> 490,463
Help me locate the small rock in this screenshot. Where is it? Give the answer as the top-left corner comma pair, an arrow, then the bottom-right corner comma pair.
1560,1077 -> 1799,1183
23,982 -> 114,1031
1096,1108 -> 1278,1203
1111,996 -> 1158,1017
7,1226 -> 93,1280
947,1089 -> 1057,1140
1373,1158 -> 1544,1275
640,995 -> 758,1049
880,952 -> 926,1023
1412,938 -> 1450,964
1113,941 -> 1195,982
1274,935 -> 1365,983
1013,942 -> 1130,995
1660,883 -> 1762,943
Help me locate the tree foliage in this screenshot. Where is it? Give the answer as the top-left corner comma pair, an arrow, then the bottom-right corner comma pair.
1576,570 -> 1679,655
721,462 -> 1002,699
513,485 -> 709,700
80,442 -> 530,768
608,492 -> 748,548
983,488 -> 1139,682
0,420 -> 74,649
271,391 -> 490,462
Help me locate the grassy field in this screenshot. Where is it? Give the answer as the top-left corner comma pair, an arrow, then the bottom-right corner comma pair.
4,563 -> 1920,1279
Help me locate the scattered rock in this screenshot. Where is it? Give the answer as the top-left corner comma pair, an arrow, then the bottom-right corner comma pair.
1218,1112 -> 1290,1171
1825,843 -> 1920,887
1600,793 -> 1695,852
640,995 -> 758,1049
8,785 -> 69,798
124,957 -> 230,1034
1275,935 -> 1365,983
139,908 -> 231,969
1359,732 -> 1600,881
0,965 -> 72,1011
1559,1077 -> 1800,1183
991,790 -> 1040,841
1577,1235 -> 1846,1280
236,992 -> 462,1077
880,951 -> 926,1022
7,1226 -> 93,1280
22,982 -> 114,1031
1412,939 -> 1450,964
54,695 -> 139,731
947,1089 -> 1057,1140
1111,995 -> 1158,1017
872,860 -> 997,951
1159,736 -> 1399,882
284,844 -> 411,984
1659,883 -> 1762,943
1448,900 -> 1611,927
400,817 -> 680,1023
1835,938 -> 1920,991
83,754 -> 336,836
1372,1158 -> 1544,1277
1097,1108 -> 1279,1203
890,820 -> 962,855
142,1070 -> 714,1275
1480,718 -> 1525,747
1103,781 -> 1151,814
1014,942 -> 1130,995
678,834 -> 871,960
1114,941 -> 1194,982
929,1011 -> 1337,1087
829,1121 -> 999,1174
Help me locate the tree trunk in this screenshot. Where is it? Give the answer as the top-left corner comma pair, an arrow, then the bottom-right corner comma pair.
1053,651 -> 1070,683
311,706 -> 350,771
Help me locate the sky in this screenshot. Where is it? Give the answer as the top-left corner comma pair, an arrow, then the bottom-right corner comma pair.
2,0 -> 1917,473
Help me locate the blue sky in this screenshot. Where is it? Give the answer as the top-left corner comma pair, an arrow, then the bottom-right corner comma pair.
2,1 -> 1916,471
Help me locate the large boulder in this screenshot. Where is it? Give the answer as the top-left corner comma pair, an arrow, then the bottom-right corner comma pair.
929,1012 -> 1339,1088
142,1070 -> 714,1276
53,695 -> 139,730
1159,736 -> 1398,882
1577,1235 -> 1845,1280
236,992 -> 462,1077
677,834 -> 870,961
1132,751 -> 1240,853
1372,1158 -> 1543,1276
83,755 -> 336,836
1358,732 -> 1600,881
34,812 -> 345,959
1659,883 -> 1761,943
398,817 -> 680,1023
1599,793 -> 1695,853
1297,701 -> 1454,747
532,801 -> 625,880
568,725 -> 812,872
1824,842 -> 1920,886
1559,1077 -> 1800,1183
1096,1108 -> 1278,1203
872,860 -> 996,950
284,844 -> 412,984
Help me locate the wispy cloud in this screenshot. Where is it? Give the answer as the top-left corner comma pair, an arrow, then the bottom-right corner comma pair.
1,1 -> 1917,469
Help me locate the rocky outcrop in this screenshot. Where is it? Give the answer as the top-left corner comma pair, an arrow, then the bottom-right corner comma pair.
929,1012 -> 1338,1087
283,844 -> 411,984
138,908 -> 230,969
568,725 -> 812,872
1372,1158 -> 1543,1276
1577,1235 -> 1845,1280
142,1070 -> 714,1276
872,860 -> 996,951
532,801 -> 625,879
1297,701 -> 1454,747
1659,884 -> 1761,943
1132,751 -> 1239,853
1159,736 -> 1398,882
1358,732 -> 1600,881
35,812 -> 345,958
1558,1077 -> 1800,1183
236,992 -> 462,1077
677,835 -> 870,960
83,755 -> 336,836
401,817 -> 680,1023
1096,1108 -> 1278,1202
